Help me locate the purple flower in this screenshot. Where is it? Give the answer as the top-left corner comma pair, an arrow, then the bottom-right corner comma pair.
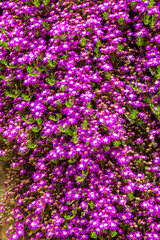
29,219 -> 40,230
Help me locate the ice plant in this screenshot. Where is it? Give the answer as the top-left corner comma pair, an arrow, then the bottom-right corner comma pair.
0,0 -> 160,239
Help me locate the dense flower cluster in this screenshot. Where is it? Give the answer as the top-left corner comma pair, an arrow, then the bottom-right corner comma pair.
0,0 -> 160,239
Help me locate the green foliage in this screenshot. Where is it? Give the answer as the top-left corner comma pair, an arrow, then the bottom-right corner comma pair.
46,74 -> 56,86
68,158 -> 76,163
86,28 -> 93,34
58,124 -> 73,136
137,119 -> 145,127
49,114 -> 61,121
150,104 -> 160,120
123,179 -> 129,183
47,60 -> 57,68
80,37 -> 87,47
130,1 -> 137,9
65,100 -> 74,108
82,120 -> 88,130
92,147 -> 97,151
33,0 -> 40,7
96,40 -> 101,48
136,35 -> 144,46
5,90 -> 19,99
62,54 -> 68,60
42,21 -> 50,30
0,41 -> 8,47
117,44 -> 124,52
21,93 -> 32,101
90,232 -> 97,239
129,109 -> 139,120
24,15 -> 30,20
88,201 -> 95,209
148,0 -> 155,9
76,176 -> 83,182
31,126 -> 40,132
113,141 -> 121,147
1,59 -> 8,65
118,18 -> 125,26
105,73 -> 111,79
150,14 -> 159,29
43,0 -> 50,5
143,14 -> 150,25
128,192 -> 134,201
111,231 -> 118,238
102,12 -> 108,21
105,146 -> 110,151
94,48 -> 101,58
26,142 -> 37,149
36,118 -> 42,125
87,102 -> 92,109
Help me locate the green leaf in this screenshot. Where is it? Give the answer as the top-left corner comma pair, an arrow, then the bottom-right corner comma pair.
128,193 -> 134,201
88,201 -> 95,209
49,114 -> 61,121
5,90 -> 17,98
86,28 -> 92,33
21,116 -> 28,122
48,106 -> 53,110
27,66 -> 34,73
60,85 -> 66,91
113,141 -> 121,147
105,146 -> 110,151
31,126 -> 40,132
64,214 -> 74,220
90,232 -> 97,239
21,93 -> 31,101
80,37 -> 86,47
118,18 -> 125,25
76,176 -> 83,182
130,110 -> 138,119
148,0 -> 155,9
123,179 -> 129,183
0,41 -> 8,47
62,223 -> 68,229
68,159 -> 76,164
94,48 -> 99,54
87,102 -> 92,109
105,73 -> 111,79
102,12 -> 108,20
47,60 -> 57,68
117,44 -> 124,52
92,147 -> 97,151
96,40 -> 101,48
43,0 -> 50,5
1,59 -> 8,65
111,231 -> 118,238
62,54 -> 68,60
72,136 -> 79,144
58,124 -> 67,132
130,1 -> 137,9
82,120 -> 88,130
33,0 -> 40,7
136,35 -> 144,46
65,100 -> 74,108
26,142 -> 37,149
36,118 -> 42,125
46,77 -> 56,86
136,159 -> 141,164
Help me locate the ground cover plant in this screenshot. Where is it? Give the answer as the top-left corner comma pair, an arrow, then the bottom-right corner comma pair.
0,0 -> 160,239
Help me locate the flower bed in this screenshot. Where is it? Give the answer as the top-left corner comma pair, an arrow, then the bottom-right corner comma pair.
0,0 -> 160,239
